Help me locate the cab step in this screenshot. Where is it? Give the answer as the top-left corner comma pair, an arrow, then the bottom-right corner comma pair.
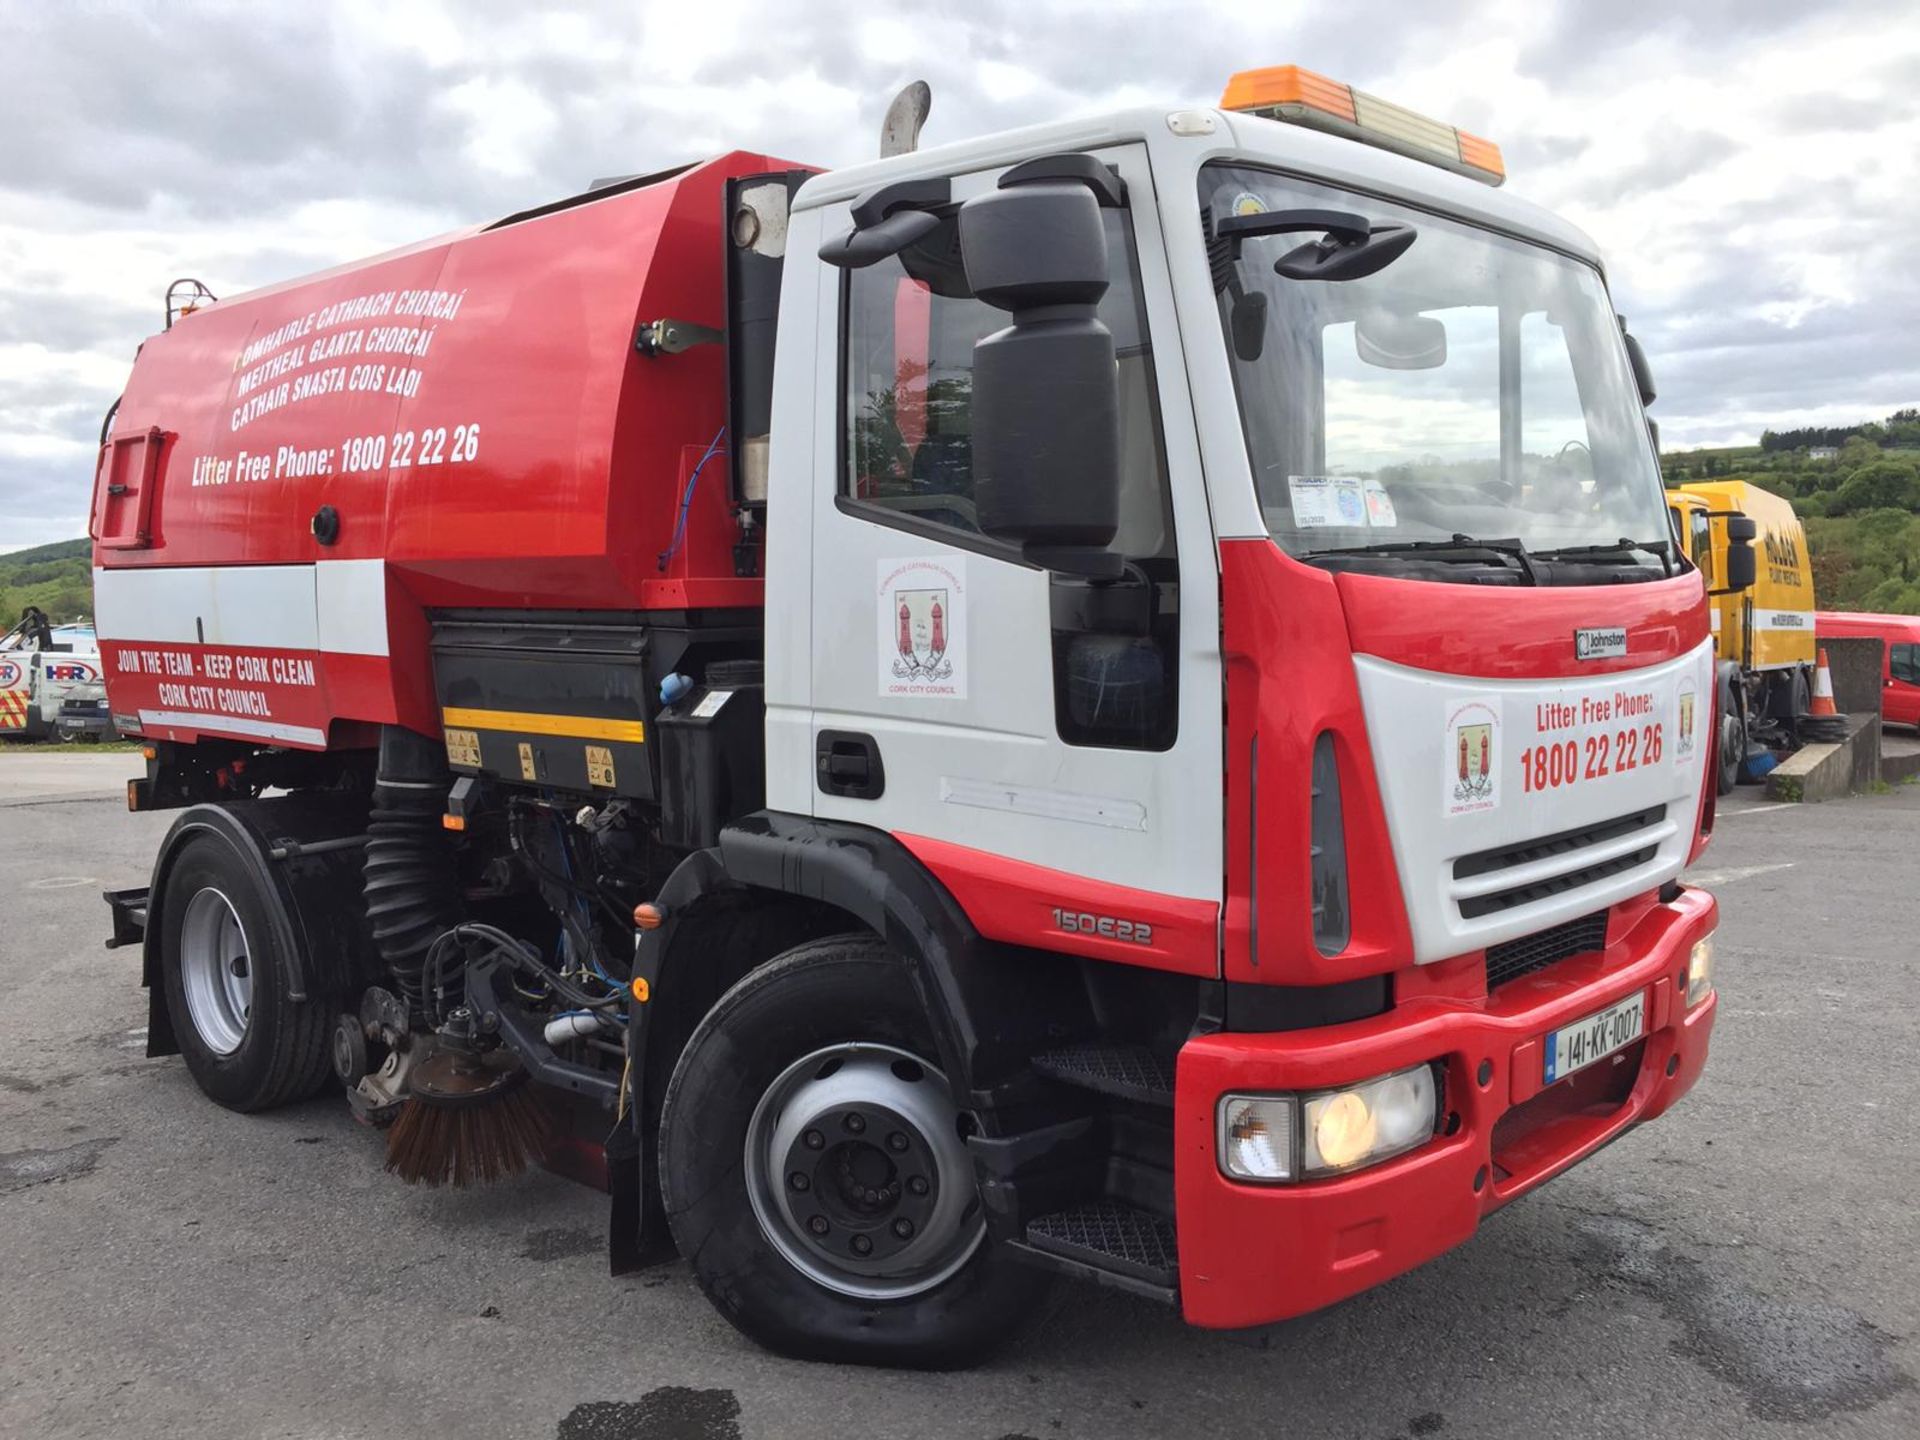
1029,1042 -> 1174,1106
1022,1201 -> 1178,1292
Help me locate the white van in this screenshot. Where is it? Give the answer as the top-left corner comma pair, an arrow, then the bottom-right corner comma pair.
1,610 -> 111,741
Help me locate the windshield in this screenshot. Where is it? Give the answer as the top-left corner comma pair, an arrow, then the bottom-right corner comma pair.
1205,163 -> 1673,582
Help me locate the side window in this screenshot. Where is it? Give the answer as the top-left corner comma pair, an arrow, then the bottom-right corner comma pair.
841,208 -> 1173,561
1891,644 -> 1920,685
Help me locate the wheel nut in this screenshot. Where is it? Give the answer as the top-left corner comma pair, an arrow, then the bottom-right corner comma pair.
851,1235 -> 873,1256
892,1218 -> 914,1239
808,1215 -> 830,1235
788,1172 -> 810,1192
907,1176 -> 929,1197
803,1129 -> 824,1150
843,1113 -> 866,1135
887,1131 -> 909,1153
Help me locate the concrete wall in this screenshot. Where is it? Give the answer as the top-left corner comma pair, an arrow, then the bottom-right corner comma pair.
1822,636 -> 1884,715
1766,713 -> 1881,801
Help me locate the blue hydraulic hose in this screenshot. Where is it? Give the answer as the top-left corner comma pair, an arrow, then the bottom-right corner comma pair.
656,427 -> 729,572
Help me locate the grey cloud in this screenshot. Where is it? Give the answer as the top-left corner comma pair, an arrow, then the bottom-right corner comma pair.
1583,129 -> 1739,205
1,0 -> 1917,545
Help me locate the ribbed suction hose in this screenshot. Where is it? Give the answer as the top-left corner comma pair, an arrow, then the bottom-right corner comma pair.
364,725 -> 463,1022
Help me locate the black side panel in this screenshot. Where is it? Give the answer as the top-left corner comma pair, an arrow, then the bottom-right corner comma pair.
140,794 -> 378,1053
429,611 -> 761,802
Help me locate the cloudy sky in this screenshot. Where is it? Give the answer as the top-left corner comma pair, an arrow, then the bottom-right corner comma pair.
2,0 -> 1915,551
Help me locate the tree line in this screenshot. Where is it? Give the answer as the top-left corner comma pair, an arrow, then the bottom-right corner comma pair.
1665,411 -> 1920,615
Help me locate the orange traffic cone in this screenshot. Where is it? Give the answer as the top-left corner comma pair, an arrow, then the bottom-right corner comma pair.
1808,648 -> 1838,717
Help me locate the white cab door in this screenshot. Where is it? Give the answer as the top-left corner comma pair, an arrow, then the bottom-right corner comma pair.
790,143 -> 1222,914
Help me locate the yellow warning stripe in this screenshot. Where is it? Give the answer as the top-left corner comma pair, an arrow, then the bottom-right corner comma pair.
0,691 -> 26,728
441,706 -> 645,745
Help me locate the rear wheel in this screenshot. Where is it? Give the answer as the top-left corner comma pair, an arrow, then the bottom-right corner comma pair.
659,934 -> 1044,1366
159,835 -> 332,1111
1716,707 -> 1745,795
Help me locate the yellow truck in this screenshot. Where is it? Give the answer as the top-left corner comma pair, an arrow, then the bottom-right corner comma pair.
1667,480 -> 1816,792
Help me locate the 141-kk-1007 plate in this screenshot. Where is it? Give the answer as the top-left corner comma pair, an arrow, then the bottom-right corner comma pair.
1543,990 -> 1646,1085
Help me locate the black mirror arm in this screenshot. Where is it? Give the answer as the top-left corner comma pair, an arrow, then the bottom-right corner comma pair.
820,176 -> 955,269
1213,208 -> 1373,256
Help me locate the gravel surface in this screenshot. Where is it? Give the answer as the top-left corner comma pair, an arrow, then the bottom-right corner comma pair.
1,753 -> 1914,1439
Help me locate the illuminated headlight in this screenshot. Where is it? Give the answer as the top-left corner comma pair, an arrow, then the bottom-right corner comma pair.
1217,1064 -> 1439,1184
1687,932 -> 1716,1007
1302,1065 -> 1437,1177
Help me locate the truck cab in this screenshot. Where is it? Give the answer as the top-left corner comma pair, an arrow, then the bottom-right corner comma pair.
742,77 -> 1719,1328
1667,480 -> 1810,788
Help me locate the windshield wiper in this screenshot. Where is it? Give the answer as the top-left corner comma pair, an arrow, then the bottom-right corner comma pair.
1532,537 -> 1673,577
1300,533 -> 1540,584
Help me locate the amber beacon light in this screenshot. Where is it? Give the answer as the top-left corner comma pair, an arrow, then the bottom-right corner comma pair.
1220,65 -> 1506,186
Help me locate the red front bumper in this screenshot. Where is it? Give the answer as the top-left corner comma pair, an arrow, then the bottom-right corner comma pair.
1173,887 -> 1718,1329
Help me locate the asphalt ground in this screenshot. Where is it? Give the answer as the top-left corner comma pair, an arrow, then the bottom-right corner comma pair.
1,752 -> 1915,1440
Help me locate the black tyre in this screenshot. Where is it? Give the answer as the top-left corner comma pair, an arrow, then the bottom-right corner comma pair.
1716,708 -> 1744,796
159,834 -> 332,1111
659,934 -> 1045,1367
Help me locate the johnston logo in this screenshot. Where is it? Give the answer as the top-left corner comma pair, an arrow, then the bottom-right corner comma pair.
1574,626 -> 1628,660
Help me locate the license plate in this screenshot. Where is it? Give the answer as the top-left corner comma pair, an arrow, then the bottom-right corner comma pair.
1543,991 -> 1646,1085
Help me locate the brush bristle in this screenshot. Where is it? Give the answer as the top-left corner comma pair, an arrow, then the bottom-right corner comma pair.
384,1086 -> 554,1187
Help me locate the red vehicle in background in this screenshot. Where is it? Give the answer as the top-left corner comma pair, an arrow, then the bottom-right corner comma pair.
1816,612 -> 1920,728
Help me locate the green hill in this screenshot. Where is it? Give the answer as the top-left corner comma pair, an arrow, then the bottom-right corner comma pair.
1665,411 -> 1920,615
0,538 -> 92,624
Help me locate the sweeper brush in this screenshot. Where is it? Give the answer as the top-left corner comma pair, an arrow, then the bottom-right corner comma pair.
385,1044 -> 553,1187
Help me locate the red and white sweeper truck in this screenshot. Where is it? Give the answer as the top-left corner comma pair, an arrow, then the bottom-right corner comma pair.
89,67 -> 1729,1364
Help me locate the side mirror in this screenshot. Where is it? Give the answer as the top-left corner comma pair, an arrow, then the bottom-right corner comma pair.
1724,512 -> 1757,591
1619,317 -> 1657,408
960,159 -> 1123,577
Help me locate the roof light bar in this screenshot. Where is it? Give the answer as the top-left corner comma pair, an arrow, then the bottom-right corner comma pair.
1220,65 -> 1506,187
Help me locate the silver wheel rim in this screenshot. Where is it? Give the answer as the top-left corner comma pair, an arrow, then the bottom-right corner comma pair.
744,1042 -> 985,1301
179,887 -> 252,1055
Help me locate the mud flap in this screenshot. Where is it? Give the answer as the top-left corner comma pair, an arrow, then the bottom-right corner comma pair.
606,1118 -> 647,1276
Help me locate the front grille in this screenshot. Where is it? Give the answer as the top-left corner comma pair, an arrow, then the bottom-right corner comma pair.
1485,911 -> 1609,989
1454,805 -> 1666,919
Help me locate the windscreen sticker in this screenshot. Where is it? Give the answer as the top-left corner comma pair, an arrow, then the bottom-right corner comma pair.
1363,478 -> 1398,527
879,557 -> 967,700
1289,474 -> 1370,528
1288,475 -> 1336,527
1332,477 -> 1366,526
1444,698 -> 1501,817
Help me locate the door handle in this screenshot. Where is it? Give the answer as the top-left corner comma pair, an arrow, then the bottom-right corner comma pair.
816,730 -> 886,800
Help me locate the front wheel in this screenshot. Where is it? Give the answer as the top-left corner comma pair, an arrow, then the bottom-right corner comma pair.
658,934 -> 1044,1366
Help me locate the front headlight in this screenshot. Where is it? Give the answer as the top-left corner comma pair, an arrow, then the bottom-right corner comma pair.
1302,1065 -> 1437,1177
1687,931 -> 1715,1007
1217,1064 -> 1438,1184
